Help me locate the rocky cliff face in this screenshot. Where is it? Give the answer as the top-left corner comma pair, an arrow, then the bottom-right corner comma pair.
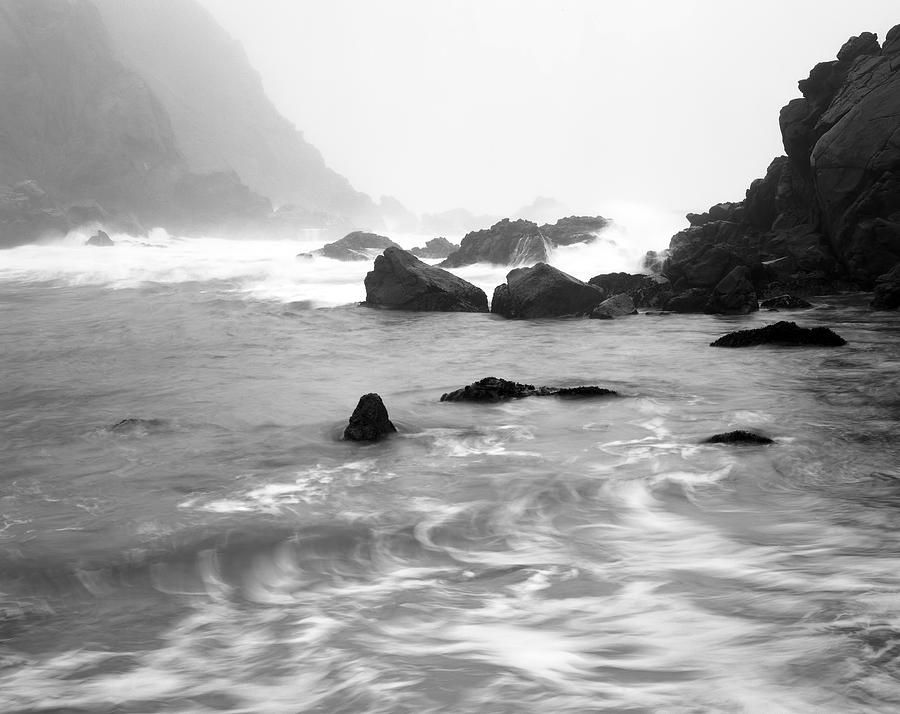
659,26 -> 900,303
0,0 -> 374,247
92,0 -> 377,226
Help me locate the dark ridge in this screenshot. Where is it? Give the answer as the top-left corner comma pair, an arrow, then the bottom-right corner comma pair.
440,377 -> 618,402
710,321 -> 846,347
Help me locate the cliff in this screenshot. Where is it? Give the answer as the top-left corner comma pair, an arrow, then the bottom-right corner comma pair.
658,26 -> 900,305
0,0 -> 373,247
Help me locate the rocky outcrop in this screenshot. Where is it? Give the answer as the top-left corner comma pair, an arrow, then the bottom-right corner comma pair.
491,263 -> 604,319
440,377 -> 617,402
539,216 -> 609,246
314,232 -> 399,261
759,294 -> 813,309
654,26 -> 900,309
589,294 -> 637,319
85,230 -> 114,247
409,237 -> 459,259
0,181 -> 68,247
704,431 -> 774,445
710,321 -> 847,347
343,394 -> 397,441
588,272 -> 673,309
364,247 -> 488,312
871,263 -> 900,309
440,218 -> 549,268
707,266 -> 759,314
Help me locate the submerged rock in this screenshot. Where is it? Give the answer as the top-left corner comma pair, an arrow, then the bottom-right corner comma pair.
109,417 -> 166,433
343,393 -> 397,441
317,231 -> 400,261
440,376 -> 617,402
85,229 -> 114,247
364,247 -> 488,312
759,294 -> 813,310
704,430 -> 774,445
491,263 -> 604,319
710,321 -> 847,347
589,293 -> 637,319
409,237 -> 459,260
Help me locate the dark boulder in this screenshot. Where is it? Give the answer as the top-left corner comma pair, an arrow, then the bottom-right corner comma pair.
364,247 -> 488,312
409,237 -> 459,260
588,272 -> 673,308
343,393 -> 397,441
440,218 -> 548,268
704,430 -> 774,445
706,266 -> 758,314
491,263 -> 604,319
589,293 -> 637,319
85,229 -> 114,247
539,215 -> 609,246
664,288 -> 712,313
440,377 -> 616,402
871,263 -> 900,309
710,321 -> 847,347
317,231 -> 400,261
760,294 -> 813,310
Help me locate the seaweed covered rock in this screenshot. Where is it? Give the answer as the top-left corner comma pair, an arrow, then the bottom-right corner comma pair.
704,430 -> 774,445
364,247 -> 488,312
710,321 -> 846,347
491,263 -> 604,319
343,393 -> 397,441
440,377 -> 616,402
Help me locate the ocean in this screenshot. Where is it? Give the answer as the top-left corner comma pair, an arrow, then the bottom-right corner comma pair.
1,229 -> 899,712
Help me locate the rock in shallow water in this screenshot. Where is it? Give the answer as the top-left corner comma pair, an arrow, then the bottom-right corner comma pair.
85,230 -> 114,247
759,294 -> 813,310
491,263 -> 604,319
440,377 -> 617,402
589,293 -> 637,319
364,247 -> 488,312
710,320 -> 846,347
704,430 -> 774,445
343,393 -> 397,441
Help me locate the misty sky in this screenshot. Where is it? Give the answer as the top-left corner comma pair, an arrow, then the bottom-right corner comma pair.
198,0 -> 897,218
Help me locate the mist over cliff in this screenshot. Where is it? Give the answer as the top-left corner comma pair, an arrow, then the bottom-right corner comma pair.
0,0 -> 377,246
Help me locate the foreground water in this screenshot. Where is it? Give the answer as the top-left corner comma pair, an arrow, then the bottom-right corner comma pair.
1,233 -> 900,712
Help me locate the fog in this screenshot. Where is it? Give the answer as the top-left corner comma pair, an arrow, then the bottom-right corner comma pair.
198,0 -> 897,218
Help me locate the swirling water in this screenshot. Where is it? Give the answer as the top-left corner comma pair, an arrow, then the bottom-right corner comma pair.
1,232 -> 900,712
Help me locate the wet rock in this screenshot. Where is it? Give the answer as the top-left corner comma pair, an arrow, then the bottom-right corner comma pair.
707,266 -> 758,314
85,230 -> 114,247
440,218 -> 548,267
664,288 -> 712,313
588,272 -> 673,308
589,293 -> 637,319
343,393 -> 397,441
871,263 -> 900,310
538,215 -> 609,246
759,294 -> 813,310
491,263 -> 604,319
704,430 -> 774,445
364,247 -> 488,312
316,231 -> 400,261
710,320 -> 847,347
409,237 -> 459,260
440,377 -> 616,402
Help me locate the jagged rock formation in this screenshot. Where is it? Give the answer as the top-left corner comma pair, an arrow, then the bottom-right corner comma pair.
343,394 -> 397,442
440,377 -> 617,402
409,237 -> 459,260
588,272 -> 673,309
0,0 -> 375,247
364,247 -> 489,312
652,26 -> 900,309
440,216 -> 609,268
710,321 -> 847,347
309,232 -> 399,261
491,263 -> 605,319
85,230 -> 114,247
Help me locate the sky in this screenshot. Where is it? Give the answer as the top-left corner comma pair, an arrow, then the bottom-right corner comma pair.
197,0 -> 898,218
